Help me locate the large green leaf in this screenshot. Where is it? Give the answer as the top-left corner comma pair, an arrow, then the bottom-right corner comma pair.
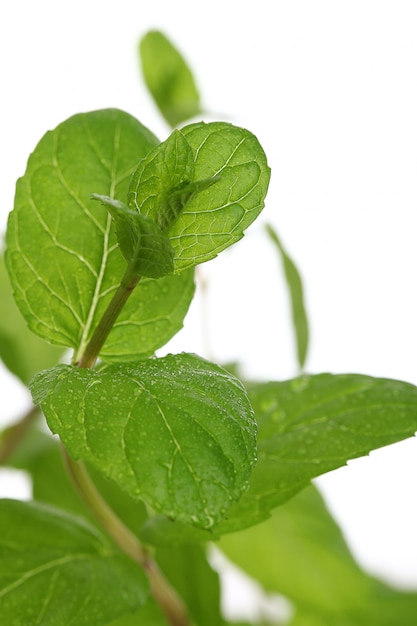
220,485 -> 417,626
0,253 -> 62,384
128,122 -> 271,271
5,108 -> 194,363
266,224 -> 309,370
31,353 -> 257,530
139,30 -> 201,127
217,373 -> 417,533
0,499 -> 148,625
141,373 -> 417,543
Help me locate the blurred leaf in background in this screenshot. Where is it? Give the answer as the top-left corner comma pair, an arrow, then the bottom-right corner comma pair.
139,30 -> 201,128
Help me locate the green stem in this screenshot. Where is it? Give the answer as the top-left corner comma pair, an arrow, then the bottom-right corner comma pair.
64,454 -> 190,626
76,267 -> 140,368
0,405 -> 39,465
69,264 -> 190,625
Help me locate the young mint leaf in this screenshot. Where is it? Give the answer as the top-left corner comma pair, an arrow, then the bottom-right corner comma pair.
0,499 -> 148,625
128,129 -> 221,233
129,122 -> 270,271
215,374 -> 417,533
5,109 -> 195,362
91,195 -> 174,278
30,354 -> 257,530
139,30 -> 201,127
266,224 -> 309,370
128,128 -> 194,225
0,253 -> 62,384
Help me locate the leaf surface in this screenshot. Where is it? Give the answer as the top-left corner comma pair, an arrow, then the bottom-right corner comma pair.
156,543 -> 225,626
139,30 -> 201,127
6,109 -> 194,362
217,373 -> 417,533
266,224 -> 309,369
129,122 -> 271,271
31,353 -> 257,529
0,253 -> 62,384
0,499 -> 148,625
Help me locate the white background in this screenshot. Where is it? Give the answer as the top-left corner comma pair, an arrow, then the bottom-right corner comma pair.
1,0 -> 417,610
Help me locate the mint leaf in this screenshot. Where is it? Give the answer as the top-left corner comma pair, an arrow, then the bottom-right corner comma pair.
266,224 -> 309,369
129,122 -> 271,271
128,128 -> 195,228
0,253 -> 62,384
91,195 -> 174,278
6,109 -> 194,362
31,353 -> 257,529
139,30 -> 201,127
0,499 -> 148,625
216,374 -> 417,533
128,129 -> 221,234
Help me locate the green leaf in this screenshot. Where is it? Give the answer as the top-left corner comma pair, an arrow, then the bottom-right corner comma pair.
139,30 -> 201,127
156,543 -> 225,626
266,224 -> 309,369
220,485 -> 372,617
31,353 -> 257,530
129,122 -> 271,271
220,485 -> 417,626
91,195 -> 174,278
6,108 -> 194,362
0,252 -> 62,384
216,373 -> 417,533
128,128 -> 220,234
0,499 -> 148,625
106,597 -> 168,625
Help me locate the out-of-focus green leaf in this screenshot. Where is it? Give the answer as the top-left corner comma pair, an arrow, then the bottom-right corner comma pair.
0,499 -> 148,625
220,485 -> 417,626
220,485 -> 371,617
216,373 -> 417,534
139,30 -> 201,127
266,224 -> 308,369
10,428 -> 148,537
106,597 -> 168,625
0,253 -> 62,384
156,543 -> 225,626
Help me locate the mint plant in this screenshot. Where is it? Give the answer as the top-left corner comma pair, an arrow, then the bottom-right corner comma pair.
1,30 -> 417,626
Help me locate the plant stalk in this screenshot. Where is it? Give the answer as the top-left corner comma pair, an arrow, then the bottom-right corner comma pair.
69,265 -> 191,625
64,454 -> 190,626
76,268 -> 140,368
